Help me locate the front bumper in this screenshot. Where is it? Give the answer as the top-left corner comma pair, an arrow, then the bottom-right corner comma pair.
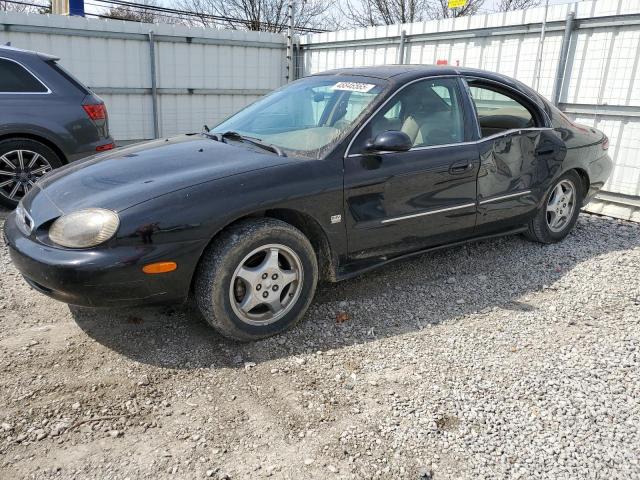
4,211 -> 202,307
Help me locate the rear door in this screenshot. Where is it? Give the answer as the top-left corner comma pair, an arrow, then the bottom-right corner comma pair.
343,77 -> 479,259
464,79 -> 566,234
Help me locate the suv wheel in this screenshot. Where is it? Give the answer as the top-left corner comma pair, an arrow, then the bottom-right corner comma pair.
194,218 -> 318,341
0,138 -> 62,208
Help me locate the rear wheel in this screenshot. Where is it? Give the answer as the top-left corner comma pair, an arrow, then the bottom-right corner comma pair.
525,170 -> 583,244
194,218 -> 318,341
0,138 -> 62,208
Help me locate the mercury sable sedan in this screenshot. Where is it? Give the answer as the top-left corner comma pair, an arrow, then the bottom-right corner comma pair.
5,66 -> 612,341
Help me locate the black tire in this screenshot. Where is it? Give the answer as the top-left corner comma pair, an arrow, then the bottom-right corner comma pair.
524,170 -> 584,244
194,218 -> 318,341
0,138 -> 63,208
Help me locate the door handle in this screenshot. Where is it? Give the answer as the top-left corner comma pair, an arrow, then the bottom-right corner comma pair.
449,161 -> 474,175
535,148 -> 555,156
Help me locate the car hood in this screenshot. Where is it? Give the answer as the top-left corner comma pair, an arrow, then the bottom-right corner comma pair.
30,135 -> 290,214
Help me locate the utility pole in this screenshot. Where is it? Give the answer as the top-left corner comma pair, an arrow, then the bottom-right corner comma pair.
286,0 -> 295,82
533,0 -> 550,90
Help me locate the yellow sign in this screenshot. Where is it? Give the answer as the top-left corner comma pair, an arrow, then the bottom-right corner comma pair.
448,0 -> 467,8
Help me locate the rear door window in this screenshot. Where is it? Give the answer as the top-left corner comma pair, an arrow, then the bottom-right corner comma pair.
467,83 -> 536,137
0,58 -> 48,93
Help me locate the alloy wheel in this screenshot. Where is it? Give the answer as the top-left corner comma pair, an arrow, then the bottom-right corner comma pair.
546,179 -> 576,233
0,150 -> 52,202
229,243 -> 304,326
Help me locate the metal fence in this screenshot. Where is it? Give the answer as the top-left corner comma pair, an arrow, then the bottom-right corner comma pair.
300,0 -> 640,207
0,11 -> 287,142
1,3 -> 639,213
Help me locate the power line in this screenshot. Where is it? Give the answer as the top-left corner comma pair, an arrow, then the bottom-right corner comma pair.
90,0 -> 327,32
0,0 -> 327,33
1,0 -> 49,8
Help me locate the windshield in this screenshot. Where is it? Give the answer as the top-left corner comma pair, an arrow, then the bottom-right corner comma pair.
213,75 -> 388,159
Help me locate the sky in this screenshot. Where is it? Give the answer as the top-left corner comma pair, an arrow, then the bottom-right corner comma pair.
475,0 -> 578,15
79,0 -> 583,27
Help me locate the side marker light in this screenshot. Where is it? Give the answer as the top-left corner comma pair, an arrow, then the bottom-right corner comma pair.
142,262 -> 177,274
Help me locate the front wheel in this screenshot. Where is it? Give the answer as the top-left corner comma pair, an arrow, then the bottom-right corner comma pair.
524,170 -> 583,244
194,218 -> 318,341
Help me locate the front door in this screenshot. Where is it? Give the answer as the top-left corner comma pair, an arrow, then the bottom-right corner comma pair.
344,77 -> 479,260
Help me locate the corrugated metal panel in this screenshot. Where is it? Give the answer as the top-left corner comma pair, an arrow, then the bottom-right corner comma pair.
570,115 -> 640,197
158,93 -> 262,138
0,12 -> 286,141
301,0 -> 640,200
1,3 -> 639,201
98,93 -> 154,140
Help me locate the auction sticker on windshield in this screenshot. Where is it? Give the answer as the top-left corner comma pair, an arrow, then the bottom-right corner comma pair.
332,82 -> 377,92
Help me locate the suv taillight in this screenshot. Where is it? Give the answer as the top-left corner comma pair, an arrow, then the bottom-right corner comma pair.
83,103 -> 107,121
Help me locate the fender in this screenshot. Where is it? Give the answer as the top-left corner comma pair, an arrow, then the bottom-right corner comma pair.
0,123 -> 70,162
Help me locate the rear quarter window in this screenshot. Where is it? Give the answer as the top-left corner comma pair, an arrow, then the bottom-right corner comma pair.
0,58 -> 48,93
46,61 -> 89,94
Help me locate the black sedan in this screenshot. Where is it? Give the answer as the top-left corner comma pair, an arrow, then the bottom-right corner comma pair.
4,66 -> 612,341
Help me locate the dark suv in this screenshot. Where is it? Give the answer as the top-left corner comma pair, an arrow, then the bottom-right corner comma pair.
0,46 -> 114,207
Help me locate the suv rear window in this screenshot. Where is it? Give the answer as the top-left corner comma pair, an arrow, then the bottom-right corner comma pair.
0,58 -> 48,93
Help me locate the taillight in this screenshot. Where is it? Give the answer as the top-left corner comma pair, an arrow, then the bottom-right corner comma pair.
96,142 -> 115,152
602,136 -> 609,150
83,103 -> 107,120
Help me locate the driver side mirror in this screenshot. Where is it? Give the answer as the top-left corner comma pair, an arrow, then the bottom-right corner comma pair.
365,130 -> 413,153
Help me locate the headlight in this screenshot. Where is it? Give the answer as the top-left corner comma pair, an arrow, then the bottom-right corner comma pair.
49,208 -> 119,248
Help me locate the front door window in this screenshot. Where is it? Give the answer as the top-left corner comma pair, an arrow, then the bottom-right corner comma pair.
351,77 -> 466,154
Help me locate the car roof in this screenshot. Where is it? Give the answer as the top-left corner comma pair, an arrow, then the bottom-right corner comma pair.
312,64 -> 547,107
311,64 -> 553,122
312,64 -> 461,79
0,45 -> 59,62
312,64 -> 528,87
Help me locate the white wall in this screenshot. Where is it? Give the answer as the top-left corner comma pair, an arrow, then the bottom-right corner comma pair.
0,12 -> 286,141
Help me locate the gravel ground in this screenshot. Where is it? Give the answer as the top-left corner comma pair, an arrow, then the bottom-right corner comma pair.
0,207 -> 639,480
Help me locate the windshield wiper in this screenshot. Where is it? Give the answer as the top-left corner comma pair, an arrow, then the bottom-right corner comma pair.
219,131 -> 286,157
201,126 -> 224,142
